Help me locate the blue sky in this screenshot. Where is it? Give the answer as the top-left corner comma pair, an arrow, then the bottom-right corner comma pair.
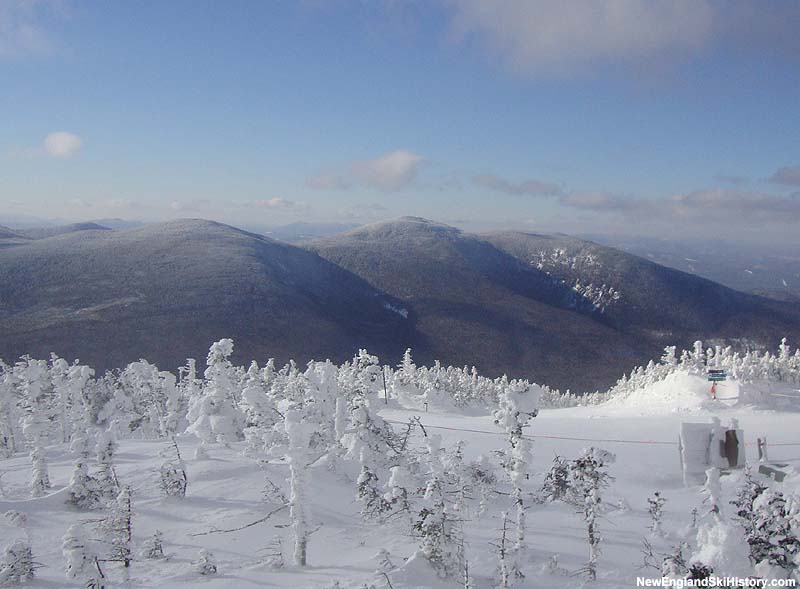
2,1 -> 799,243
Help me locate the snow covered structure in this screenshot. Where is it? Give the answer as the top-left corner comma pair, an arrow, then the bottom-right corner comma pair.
679,417 -> 745,486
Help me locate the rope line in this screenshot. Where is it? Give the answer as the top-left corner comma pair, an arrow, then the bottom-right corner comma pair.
384,418 -> 800,447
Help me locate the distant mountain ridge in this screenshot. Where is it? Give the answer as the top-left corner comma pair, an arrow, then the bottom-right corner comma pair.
0,216 -> 798,391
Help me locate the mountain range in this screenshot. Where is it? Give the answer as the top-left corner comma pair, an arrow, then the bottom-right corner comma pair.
1,216 -> 798,392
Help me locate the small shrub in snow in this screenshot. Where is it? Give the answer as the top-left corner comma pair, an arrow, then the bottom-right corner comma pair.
159,439 -> 187,499
540,455 -> 570,502
648,491 -> 667,536
194,549 -> 217,575
258,537 -> 284,569
140,530 -> 165,560
0,539 -> 36,584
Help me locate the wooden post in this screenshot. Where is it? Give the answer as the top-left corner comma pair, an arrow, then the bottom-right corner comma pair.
757,437 -> 768,462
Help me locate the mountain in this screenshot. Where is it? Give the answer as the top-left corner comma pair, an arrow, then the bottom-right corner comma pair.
308,218 -> 658,391
0,219 -> 409,374
2,216 -> 797,392
0,225 -> 24,239
309,218 -> 800,390
90,218 -> 147,230
15,222 -> 112,240
482,231 -> 800,341
581,233 -> 800,300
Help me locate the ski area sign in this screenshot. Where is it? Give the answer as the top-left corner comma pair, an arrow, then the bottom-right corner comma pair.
708,369 -> 727,382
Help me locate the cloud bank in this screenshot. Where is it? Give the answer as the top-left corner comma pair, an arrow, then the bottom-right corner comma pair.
444,0 -> 800,75
309,149 -> 425,192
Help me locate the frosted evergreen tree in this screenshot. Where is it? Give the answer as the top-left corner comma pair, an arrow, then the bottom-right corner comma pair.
17,357 -> 54,497
241,360 -> 274,455
493,379 -> 539,554
285,405 -> 314,567
140,530 -> 165,560
63,523 -> 92,580
95,428 -> 119,502
194,549 -> 217,575
750,489 -> 799,578
412,434 -> 464,579
541,455 -> 570,502
97,485 -> 134,584
66,460 -> 102,510
569,447 -> 615,581
186,339 -> 243,450
159,438 -> 187,499
467,454 -> 498,516
0,360 -> 21,458
0,539 -> 36,584
383,464 -> 416,519
648,491 -> 667,537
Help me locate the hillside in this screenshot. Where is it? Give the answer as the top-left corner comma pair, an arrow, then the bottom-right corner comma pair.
14,222 -> 112,240
310,218 -> 800,390
308,217 -> 654,391
1,216 -> 798,391
483,230 -> 800,342
0,219 -> 409,373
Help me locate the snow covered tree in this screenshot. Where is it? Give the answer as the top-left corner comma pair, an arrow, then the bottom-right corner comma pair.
63,523 -> 92,580
95,428 -> 119,502
569,447 -> 615,581
66,460 -> 102,510
648,491 -> 667,536
0,360 -> 21,458
285,405 -> 314,567
491,511 -> 518,588
493,379 -> 539,555
467,454 -> 498,516
186,339 -> 243,450
541,455 -> 570,502
194,549 -> 217,575
140,531 -> 164,560
240,360 -> 276,455
0,539 -> 36,584
159,438 -> 187,499
97,485 -> 134,584
412,434 -> 464,579
17,357 -> 54,497
749,489 -> 799,577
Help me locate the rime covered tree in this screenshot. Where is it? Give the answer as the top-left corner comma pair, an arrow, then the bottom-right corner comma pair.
186,339 -> 244,449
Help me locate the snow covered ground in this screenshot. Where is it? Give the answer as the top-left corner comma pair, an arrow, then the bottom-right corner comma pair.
1,372 -> 798,588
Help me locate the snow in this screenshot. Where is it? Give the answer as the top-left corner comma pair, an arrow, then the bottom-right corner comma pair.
2,343 -> 800,588
0,386 -> 798,587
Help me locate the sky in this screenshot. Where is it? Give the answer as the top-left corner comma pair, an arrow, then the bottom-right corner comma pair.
2,0 -> 800,244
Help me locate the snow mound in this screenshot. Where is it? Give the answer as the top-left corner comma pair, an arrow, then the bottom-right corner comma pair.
602,371 -> 739,415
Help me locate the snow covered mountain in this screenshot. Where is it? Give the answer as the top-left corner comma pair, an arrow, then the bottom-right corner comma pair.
1,216 -> 798,391
310,217 -> 800,390
0,219 -> 409,375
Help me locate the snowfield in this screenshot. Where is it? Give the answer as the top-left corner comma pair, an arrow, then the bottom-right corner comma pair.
1,367 -> 798,588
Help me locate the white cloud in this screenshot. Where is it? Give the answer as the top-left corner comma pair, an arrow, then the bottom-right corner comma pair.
43,131 -> 82,158
559,187 -> 800,222
352,149 -> 425,191
446,0 -> 714,74
309,149 -> 425,192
